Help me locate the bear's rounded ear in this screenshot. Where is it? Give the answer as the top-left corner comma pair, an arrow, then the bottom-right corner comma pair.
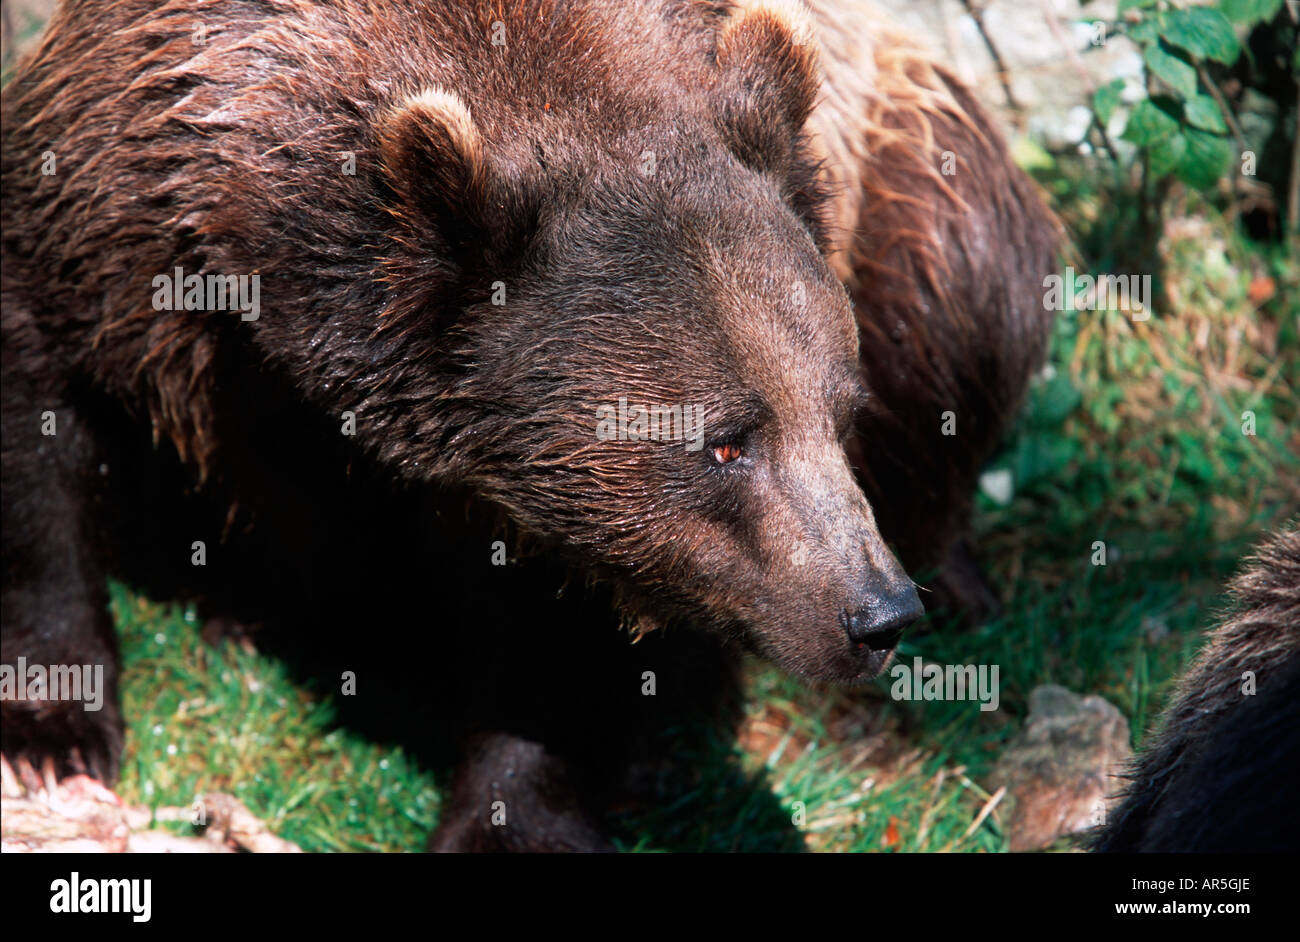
378,88 -> 492,249
712,0 -> 821,174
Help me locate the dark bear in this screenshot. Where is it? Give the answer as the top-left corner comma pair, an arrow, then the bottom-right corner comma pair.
1095,523 -> 1300,853
1,0 -> 1056,850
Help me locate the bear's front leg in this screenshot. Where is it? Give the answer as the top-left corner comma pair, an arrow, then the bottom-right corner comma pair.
430,731 -> 614,853
1,356 -> 123,784
424,587 -> 744,853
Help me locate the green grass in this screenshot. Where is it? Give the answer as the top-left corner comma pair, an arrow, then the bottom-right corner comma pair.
113,586 -> 438,852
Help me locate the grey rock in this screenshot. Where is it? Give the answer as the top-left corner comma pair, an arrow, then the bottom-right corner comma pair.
988,684 -> 1132,851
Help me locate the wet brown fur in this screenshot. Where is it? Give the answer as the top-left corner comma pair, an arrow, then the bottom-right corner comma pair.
2,0 -> 1057,849
805,0 -> 1060,576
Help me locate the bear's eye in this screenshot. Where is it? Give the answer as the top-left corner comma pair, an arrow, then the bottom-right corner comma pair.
712,443 -> 743,465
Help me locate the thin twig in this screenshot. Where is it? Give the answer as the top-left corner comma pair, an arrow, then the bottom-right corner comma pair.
1197,64 -> 1248,152
963,785 -> 1007,839
960,0 -> 1022,111
1290,70 -> 1300,238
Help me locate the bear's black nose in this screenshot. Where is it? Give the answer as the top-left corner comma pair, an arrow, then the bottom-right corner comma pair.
842,593 -> 923,650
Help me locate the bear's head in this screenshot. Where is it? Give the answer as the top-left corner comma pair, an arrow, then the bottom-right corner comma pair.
374,1 -> 922,682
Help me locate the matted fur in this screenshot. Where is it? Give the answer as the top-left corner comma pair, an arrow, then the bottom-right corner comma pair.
805,0 -> 1060,575
3,0 -> 1055,571
2,0 -> 1056,848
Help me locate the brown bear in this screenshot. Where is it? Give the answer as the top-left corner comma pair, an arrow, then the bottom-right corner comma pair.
1095,523 -> 1300,853
1,0 -> 1056,850
807,0 -> 1059,608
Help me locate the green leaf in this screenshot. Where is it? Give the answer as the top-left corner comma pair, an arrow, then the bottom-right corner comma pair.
1144,42 -> 1198,98
1148,132 -> 1188,178
1221,0 -> 1284,24
1177,128 -> 1234,189
1176,432 -> 1216,483
1033,374 -> 1083,426
1093,79 -> 1125,125
1160,7 -> 1242,64
1011,434 -> 1079,488
1127,17 -> 1161,45
1121,97 -> 1180,146
1011,135 -> 1055,172
1183,93 -> 1229,133
1118,0 -> 1156,12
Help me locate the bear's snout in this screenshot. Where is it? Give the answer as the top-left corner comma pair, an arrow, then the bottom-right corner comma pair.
842,585 -> 923,653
